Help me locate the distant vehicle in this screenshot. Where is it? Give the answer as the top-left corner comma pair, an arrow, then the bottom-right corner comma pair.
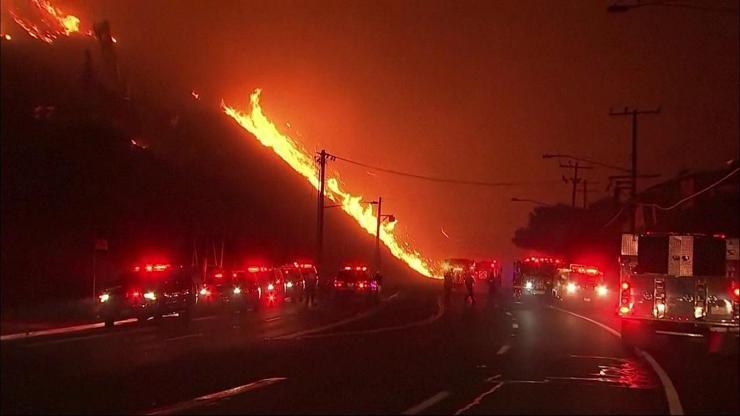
513,256 -> 562,299
553,263 -> 608,303
244,265 -> 285,305
97,264 -> 197,328
280,262 -> 317,302
442,258 -> 475,289
474,259 -> 502,290
225,270 -> 262,313
618,233 -> 739,348
332,265 -> 380,302
196,268 -> 229,308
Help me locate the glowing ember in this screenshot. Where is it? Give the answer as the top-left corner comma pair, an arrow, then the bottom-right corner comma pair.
7,0 -> 93,43
222,89 -> 436,278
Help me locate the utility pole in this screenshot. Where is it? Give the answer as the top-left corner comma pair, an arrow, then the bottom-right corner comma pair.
609,107 -> 661,232
375,197 -> 382,273
315,150 -> 335,278
578,179 -> 601,209
558,161 -> 593,207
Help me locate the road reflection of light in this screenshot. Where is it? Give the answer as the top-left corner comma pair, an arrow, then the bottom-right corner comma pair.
548,355 -> 657,389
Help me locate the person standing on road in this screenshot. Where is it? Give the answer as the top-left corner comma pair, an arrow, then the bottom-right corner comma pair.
464,272 -> 476,305
304,272 -> 318,309
443,270 -> 453,306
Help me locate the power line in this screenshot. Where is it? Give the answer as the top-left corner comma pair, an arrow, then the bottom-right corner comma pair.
638,168 -> 739,211
331,154 -> 560,187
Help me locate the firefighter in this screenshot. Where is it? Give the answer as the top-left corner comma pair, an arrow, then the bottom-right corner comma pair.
464,272 -> 476,305
304,271 -> 318,309
443,270 -> 453,306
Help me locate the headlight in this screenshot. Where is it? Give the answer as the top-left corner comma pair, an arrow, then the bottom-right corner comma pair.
144,291 -> 156,300
199,287 -> 209,296
566,282 -> 577,294
99,293 -> 110,303
596,285 -> 608,297
267,283 -> 275,291
286,281 -> 293,288
525,281 -> 533,290
233,287 -> 241,295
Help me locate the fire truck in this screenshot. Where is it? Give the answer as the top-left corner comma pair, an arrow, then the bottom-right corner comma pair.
553,264 -> 609,303
474,259 -> 502,291
513,256 -> 562,299
442,258 -> 475,288
618,233 -> 739,348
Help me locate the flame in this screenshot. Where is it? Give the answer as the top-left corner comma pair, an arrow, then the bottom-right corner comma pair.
222,89 -> 437,278
7,0 -> 91,43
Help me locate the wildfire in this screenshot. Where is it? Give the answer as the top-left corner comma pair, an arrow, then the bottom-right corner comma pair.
222,90 -> 437,278
7,0 -> 90,43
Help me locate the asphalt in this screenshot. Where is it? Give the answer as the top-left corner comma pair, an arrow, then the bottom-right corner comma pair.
2,283 -> 738,415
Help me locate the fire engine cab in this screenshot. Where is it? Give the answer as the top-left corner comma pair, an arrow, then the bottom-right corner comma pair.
553,264 -> 609,303
618,233 -> 739,348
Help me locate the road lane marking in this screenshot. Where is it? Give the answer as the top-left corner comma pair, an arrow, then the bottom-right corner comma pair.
485,374 -> 502,382
269,292 -> 399,340
453,382 -> 504,415
635,348 -> 684,415
299,296 -> 444,340
511,323 -> 519,329
165,333 -> 203,342
549,305 -> 684,415
549,306 -> 619,337
144,377 -> 286,415
1,318 -> 138,342
505,312 -> 512,316
402,391 -> 450,415
496,345 -> 510,355
263,316 -> 281,323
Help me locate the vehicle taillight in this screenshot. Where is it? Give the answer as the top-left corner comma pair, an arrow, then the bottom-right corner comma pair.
200,287 -> 210,296
358,281 -> 366,289
654,278 -> 666,318
267,283 -> 275,291
215,273 -> 223,278
733,287 -> 740,298
233,287 -> 241,295
334,280 -> 344,288
131,290 -> 141,298
619,281 -> 631,315
286,281 -> 293,288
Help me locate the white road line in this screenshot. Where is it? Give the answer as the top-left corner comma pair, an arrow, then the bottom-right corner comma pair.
269,292 -> 399,340
635,348 -> 684,415
549,305 -> 684,416
549,306 -> 619,337
263,316 -> 281,323
496,344 -> 510,355
25,332 -> 112,348
165,333 -> 204,342
1,318 -> 138,342
485,374 -> 502,382
505,312 -> 512,316
300,296 -> 443,340
193,315 -> 220,322
453,382 -> 505,415
511,323 -> 519,329
145,377 -> 286,415
402,391 -> 450,415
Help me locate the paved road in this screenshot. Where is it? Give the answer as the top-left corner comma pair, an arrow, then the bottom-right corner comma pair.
2,282 -> 737,414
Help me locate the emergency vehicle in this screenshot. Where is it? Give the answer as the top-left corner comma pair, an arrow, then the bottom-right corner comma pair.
513,256 -> 562,298
97,264 -> 197,327
442,258 -> 475,288
332,265 -> 381,302
618,233 -> 739,348
553,263 -> 609,303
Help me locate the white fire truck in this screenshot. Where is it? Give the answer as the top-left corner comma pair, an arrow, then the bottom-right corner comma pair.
618,233 -> 739,348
